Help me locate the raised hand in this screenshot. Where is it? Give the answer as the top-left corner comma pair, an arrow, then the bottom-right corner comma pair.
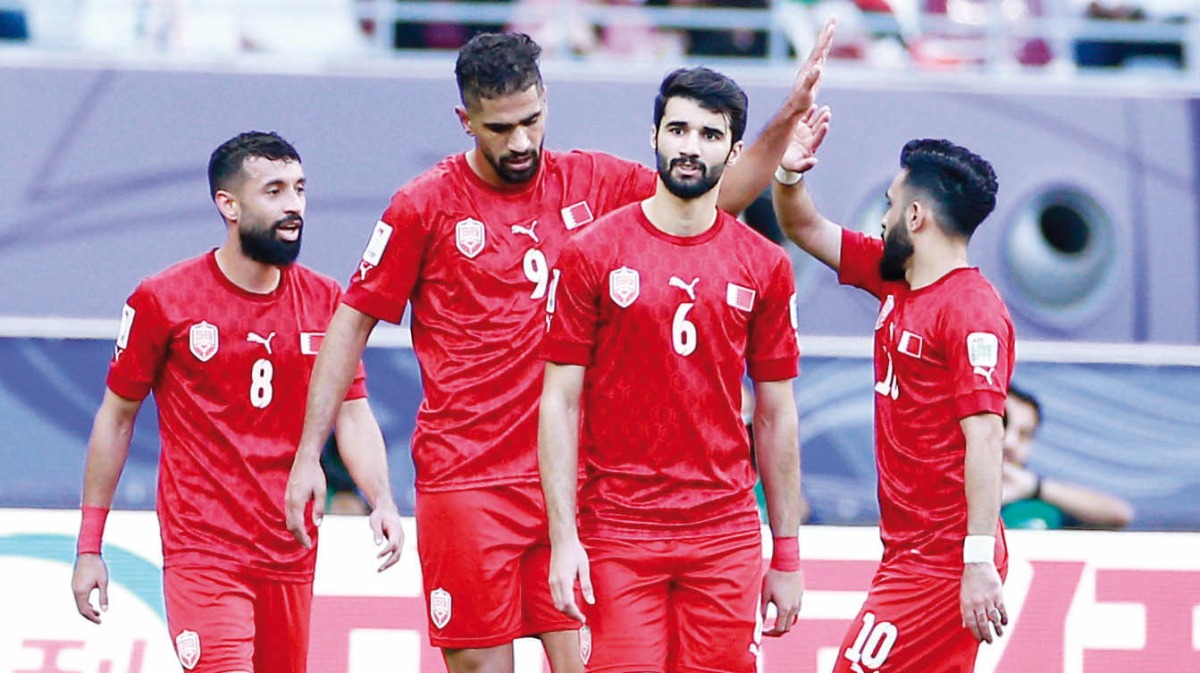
781,105 -> 832,174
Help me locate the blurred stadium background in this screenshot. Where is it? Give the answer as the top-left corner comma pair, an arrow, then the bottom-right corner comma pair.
3,0 -> 1198,528
1,1 -> 1198,672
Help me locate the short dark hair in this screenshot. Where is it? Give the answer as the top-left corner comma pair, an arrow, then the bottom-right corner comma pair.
899,138 -> 998,240
1007,383 -> 1043,429
208,131 -> 300,199
653,67 -> 748,145
455,32 -> 543,109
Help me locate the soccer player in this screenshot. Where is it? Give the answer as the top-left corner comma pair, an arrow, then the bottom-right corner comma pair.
70,132 -> 403,673
538,66 -> 804,673
286,25 -> 833,673
774,126 -> 1014,671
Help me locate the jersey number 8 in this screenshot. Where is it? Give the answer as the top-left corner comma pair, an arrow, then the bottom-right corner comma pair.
250,358 -> 274,408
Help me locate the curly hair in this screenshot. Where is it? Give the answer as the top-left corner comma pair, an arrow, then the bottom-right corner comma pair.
455,32 -> 543,109
208,131 -> 300,199
900,138 -> 999,240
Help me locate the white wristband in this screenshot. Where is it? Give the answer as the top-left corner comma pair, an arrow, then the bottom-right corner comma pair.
963,535 -> 996,565
774,166 -> 804,186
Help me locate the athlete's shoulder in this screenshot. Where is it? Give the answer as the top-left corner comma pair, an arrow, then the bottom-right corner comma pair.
724,213 -> 791,264
950,270 -> 1009,310
287,263 -> 342,292
553,149 -> 641,176
139,252 -> 213,293
390,154 -> 464,208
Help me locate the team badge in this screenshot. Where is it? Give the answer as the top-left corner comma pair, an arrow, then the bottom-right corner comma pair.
115,303 -> 135,360
898,330 -> 924,358
300,332 -> 325,355
726,283 -> 756,312
430,588 -> 452,629
188,321 -> 218,362
562,201 -> 594,230
967,332 -> 999,384
609,267 -> 640,308
579,625 -> 593,664
175,629 -> 201,670
875,294 -> 895,331
358,220 -> 393,280
455,218 -> 486,258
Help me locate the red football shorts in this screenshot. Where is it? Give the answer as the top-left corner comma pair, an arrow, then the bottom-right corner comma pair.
832,567 -> 986,673
163,566 -> 312,673
415,482 -> 580,648
581,528 -> 763,673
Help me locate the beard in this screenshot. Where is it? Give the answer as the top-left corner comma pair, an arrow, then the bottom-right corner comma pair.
878,223 -> 913,282
484,145 -> 542,184
241,215 -> 302,267
657,153 -> 724,200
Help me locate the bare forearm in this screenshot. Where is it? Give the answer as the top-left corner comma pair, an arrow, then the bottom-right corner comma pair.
298,304 -> 376,461
754,381 -> 801,536
538,367 -> 583,545
1040,478 -> 1134,529
963,414 -> 1005,535
333,399 -> 395,511
81,391 -> 140,508
773,180 -> 841,270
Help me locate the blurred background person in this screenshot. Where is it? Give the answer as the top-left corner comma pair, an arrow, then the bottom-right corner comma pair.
1001,384 -> 1135,530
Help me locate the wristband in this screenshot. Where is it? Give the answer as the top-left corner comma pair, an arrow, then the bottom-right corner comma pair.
774,166 -> 804,186
770,536 -> 801,572
77,505 -> 110,555
963,535 -> 995,565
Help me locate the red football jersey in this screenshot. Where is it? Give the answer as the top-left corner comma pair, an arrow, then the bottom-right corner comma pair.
107,251 -> 367,581
544,203 -> 800,538
343,150 -> 656,491
839,229 -> 1014,578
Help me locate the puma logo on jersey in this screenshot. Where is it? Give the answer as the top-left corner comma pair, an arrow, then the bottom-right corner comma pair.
247,332 -> 276,354
511,220 -> 540,243
668,276 -> 700,301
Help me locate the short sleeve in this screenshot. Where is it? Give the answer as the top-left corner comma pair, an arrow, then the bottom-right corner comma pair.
542,241 -> 601,366
940,285 -> 1014,419
342,190 -> 430,324
838,228 -> 887,300
746,251 -> 801,382
106,283 -> 170,401
591,152 -> 658,213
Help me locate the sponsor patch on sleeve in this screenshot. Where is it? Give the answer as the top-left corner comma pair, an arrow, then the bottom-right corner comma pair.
967,332 -> 999,368
362,220 -> 393,266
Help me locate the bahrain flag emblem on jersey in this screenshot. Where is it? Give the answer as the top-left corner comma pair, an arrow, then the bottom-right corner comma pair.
609,267 -> 640,308
455,218 -> 486,258
562,201 -> 594,230
175,629 -> 201,670
189,321 -> 218,362
430,588 -> 452,628
726,283 -> 756,312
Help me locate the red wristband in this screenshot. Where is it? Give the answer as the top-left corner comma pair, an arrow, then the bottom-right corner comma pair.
77,505 -> 110,555
770,536 -> 800,572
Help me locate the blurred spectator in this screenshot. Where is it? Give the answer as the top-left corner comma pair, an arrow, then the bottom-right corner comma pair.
1074,0 -> 1184,69
0,4 -> 28,41
322,436 -> 371,515
392,0 -> 510,50
651,0 -> 769,58
1001,384 -> 1135,529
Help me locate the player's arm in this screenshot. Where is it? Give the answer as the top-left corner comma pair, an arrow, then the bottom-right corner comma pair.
717,18 -> 835,214
538,361 -> 592,622
331,397 -> 404,571
772,101 -> 843,271
753,378 -> 804,637
960,411 -> 1008,644
286,303 -> 379,548
72,389 -> 144,624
